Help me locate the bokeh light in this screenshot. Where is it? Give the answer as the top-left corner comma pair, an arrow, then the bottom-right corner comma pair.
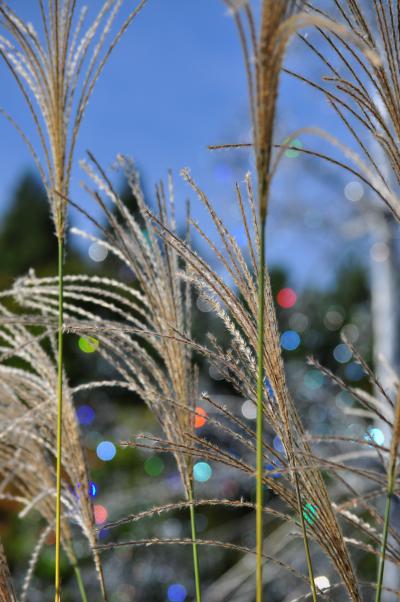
144,455 -> 165,477
78,336 -> 99,353
284,137 -> 303,159
277,287 -> 297,309
370,242 -> 390,262
344,181 -> 364,202
89,482 -> 97,497
167,583 -> 187,602
96,441 -> 116,462
273,435 -> 285,454
341,323 -> 360,343
88,242 -> 108,262
365,427 -> 384,446
280,330 -> 300,351
263,377 -> 275,400
314,575 -> 330,591
241,400 -> 257,420
324,307 -> 344,331
193,462 -> 212,482
345,362 -> 365,381
333,343 -> 352,363
94,504 -> 108,525
303,369 -> 324,390
77,404 -> 95,426
303,503 -> 318,525
196,296 -> 213,312
194,406 -> 208,428
266,463 -> 282,478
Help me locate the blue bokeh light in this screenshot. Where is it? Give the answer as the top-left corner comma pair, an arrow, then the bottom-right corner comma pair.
77,405 -> 95,426
333,343 -> 352,363
167,584 -> 187,602
263,376 -> 275,400
280,330 -> 300,351
193,462 -> 212,483
96,441 -> 116,462
265,463 -> 282,478
273,435 -> 285,454
345,362 -> 365,381
365,427 -> 384,446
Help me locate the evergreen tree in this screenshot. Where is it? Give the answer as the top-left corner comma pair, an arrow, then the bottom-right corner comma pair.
0,173 -> 56,286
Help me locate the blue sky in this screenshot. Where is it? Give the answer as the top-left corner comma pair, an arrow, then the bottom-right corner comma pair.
0,1 -> 248,204
0,1 -> 366,288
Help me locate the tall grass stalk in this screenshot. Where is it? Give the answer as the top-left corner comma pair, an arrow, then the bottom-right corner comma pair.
188,486 -> 202,602
55,237 -> 64,602
293,471 -> 317,602
70,550 -> 88,602
256,213 -> 266,602
66,154 -> 204,600
375,389 -> 400,602
0,3 -> 146,596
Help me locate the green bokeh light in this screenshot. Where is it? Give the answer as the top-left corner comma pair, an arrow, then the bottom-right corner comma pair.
78,336 -> 99,353
284,137 -> 303,159
303,503 -> 318,525
144,455 -> 165,477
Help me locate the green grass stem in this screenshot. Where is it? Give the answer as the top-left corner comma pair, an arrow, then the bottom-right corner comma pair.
188,484 -> 202,602
55,237 -> 64,602
256,216 -> 266,602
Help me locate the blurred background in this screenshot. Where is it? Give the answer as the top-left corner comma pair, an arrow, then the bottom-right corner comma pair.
0,1 -> 399,601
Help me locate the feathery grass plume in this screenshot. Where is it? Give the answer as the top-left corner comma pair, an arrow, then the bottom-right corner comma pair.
13,166 -> 370,598
291,0 -> 400,221
309,341 -> 400,602
141,168 -> 363,601
0,540 -> 16,602
295,6 -> 400,595
0,296 -> 106,601
308,334 -> 400,600
11,153 -> 204,601
221,1 -> 368,599
0,2 -> 146,598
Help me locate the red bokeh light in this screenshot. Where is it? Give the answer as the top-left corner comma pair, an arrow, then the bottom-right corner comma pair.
94,504 -> 108,525
195,406 -> 207,429
277,288 -> 297,309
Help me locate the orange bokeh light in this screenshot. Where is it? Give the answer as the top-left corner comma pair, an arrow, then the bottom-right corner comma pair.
195,406 -> 207,428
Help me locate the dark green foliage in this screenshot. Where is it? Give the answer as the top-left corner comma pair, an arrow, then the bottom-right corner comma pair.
0,173 -> 56,286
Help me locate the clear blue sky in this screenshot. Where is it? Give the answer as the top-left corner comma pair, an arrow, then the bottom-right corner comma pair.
0,1 -> 363,287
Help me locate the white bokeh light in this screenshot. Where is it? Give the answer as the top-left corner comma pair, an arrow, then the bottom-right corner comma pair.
197,296 -> 213,312
344,181 -> 364,202
89,242 -> 108,262
241,400 -> 256,420
314,575 -> 330,591
370,242 -> 389,263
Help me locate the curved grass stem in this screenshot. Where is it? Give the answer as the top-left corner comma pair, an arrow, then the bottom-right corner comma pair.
256,216 -> 266,602
375,389 -> 400,602
55,237 -> 64,602
188,485 -> 202,602
292,473 -> 318,602
374,490 -> 393,602
70,550 -> 89,602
